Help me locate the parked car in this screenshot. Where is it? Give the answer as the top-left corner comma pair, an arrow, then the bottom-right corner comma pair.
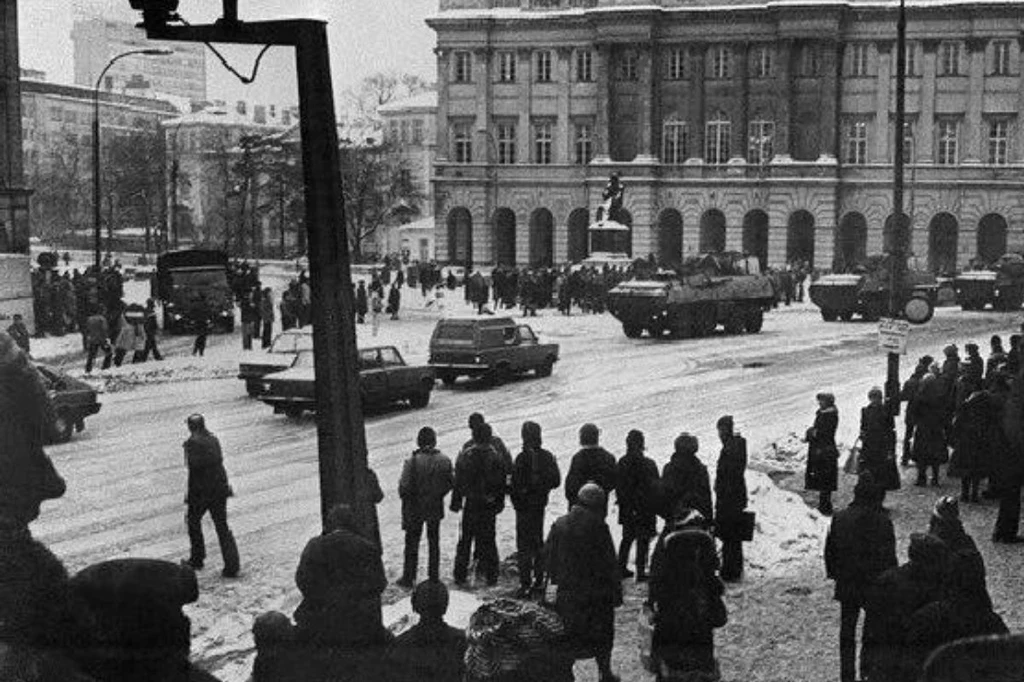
428,317 -> 560,386
258,346 -> 435,418
238,328 -> 314,396
35,363 -> 101,443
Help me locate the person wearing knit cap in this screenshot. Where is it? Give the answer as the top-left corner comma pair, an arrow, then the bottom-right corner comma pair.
615,429 -> 660,582
545,481 -> 622,682
564,423 -> 617,509
715,415 -> 749,582
806,392 -> 840,515
662,432 -> 712,521
510,421 -> 561,597
928,496 -> 992,607
824,470 -> 897,682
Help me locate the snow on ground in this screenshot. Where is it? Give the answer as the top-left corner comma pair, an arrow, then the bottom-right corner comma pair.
28,268 -> 1024,681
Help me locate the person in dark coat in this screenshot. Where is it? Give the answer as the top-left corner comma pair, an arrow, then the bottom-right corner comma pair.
661,432 -> 712,522
900,356 -> 932,466
564,423 -> 617,508
964,343 -> 984,384
510,421 -> 561,596
993,371 -> 1024,543
911,370 -> 951,487
387,580 -> 466,682
648,507 -> 726,680
182,414 -> 240,578
293,504 -> 390,646
859,387 -> 899,496
461,412 -> 513,497
451,423 -> 506,585
191,304 -> 210,357
545,483 -> 622,682
397,427 -> 453,587
824,472 -> 897,682
355,281 -> 368,324
863,533 -> 951,682
985,334 -> 1007,385
714,415 -> 749,582
387,283 -> 401,320
614,429 -> 660,582
949,387 -> 997,503
140,299 -> 163,361
928,496 -> 991,607
805,392 -> 840,514
84,305 -> 113,373
259,288 -> 275,348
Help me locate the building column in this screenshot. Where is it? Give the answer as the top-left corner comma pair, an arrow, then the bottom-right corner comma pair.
776,39 -> 794,158
918,40 -> 938,163
435,48 -> 450,161
517,48 -> 533,165
557,47 -> 572,164
473,47 -> 493,139
638,42 -> 655,159
819,39 -> 841,160
472,47 -> 493,267
963,37 -> 986,164
689,44 -> 706,160
735,42 -> 749,160
595,43 -> 612,159
1017,34 -> 1024,162
873,42 -> 892,164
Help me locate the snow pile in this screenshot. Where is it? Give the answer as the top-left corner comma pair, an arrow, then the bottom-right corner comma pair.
754,432 -> 808,473
743,470 -> 828,578
79,359 -> 240,392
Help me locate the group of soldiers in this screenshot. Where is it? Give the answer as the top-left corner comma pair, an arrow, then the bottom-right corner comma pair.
482,264 -> 629,317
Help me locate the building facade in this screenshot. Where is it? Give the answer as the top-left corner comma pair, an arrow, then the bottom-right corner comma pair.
428,0 -> 1024,273
72,17 -> 207,103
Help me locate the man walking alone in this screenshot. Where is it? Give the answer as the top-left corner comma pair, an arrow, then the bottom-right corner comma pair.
183,414 -> 240,578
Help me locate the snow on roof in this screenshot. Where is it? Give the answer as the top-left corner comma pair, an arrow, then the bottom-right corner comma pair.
396,216 -> 437,233
378,91 -> 438,115
161,107 -> 285,129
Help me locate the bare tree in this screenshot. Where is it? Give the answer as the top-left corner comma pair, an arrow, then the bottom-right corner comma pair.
344,71 -> 432,126
103,126 -> 166,253
29,129 -> 90,243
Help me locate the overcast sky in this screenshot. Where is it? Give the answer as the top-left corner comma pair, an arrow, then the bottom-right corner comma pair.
18,0 -> 438,111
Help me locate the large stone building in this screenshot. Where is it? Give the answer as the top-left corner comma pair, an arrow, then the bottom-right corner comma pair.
72,17 -> 207,103
427,0 -> 1024,273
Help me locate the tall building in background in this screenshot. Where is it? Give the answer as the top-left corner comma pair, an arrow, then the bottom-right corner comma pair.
72,17 -> 207,102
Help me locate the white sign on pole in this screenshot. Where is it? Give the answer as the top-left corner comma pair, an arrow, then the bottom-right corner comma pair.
878,318 -> 910,354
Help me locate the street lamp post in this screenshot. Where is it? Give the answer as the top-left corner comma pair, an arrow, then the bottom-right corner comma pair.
93,48 -> 172,271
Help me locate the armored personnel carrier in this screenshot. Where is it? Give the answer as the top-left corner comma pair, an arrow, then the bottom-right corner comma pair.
954,254 -> 1024,311
606,252 -> 775,339
809,254 -> 936,324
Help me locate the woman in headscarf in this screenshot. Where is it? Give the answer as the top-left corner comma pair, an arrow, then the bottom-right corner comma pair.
805,392 -> 840,515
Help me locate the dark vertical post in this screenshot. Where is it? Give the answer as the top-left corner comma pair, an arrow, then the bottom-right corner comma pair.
887,0 -> 907,417
294,22 -> 372,532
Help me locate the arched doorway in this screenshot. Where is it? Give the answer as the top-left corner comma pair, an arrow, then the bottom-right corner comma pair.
529,208 -> 554,268
567,208 -> 589,263
787,210 -> 815,265
977,213 -> 1008,263
836,212 -> 868,271
657,209 -> 683,267
446,207 -> 472,267
493,208 -> 516,266
883,212 -> 911,255
742,210 -> 769,270
928,212 -> 959,275
699,209 -> 726,253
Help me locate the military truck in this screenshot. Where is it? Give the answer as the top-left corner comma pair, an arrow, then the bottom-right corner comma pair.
152,249 -> 234,334
809,254 -> 937,324
954,254 -> 1024,311
606,252 -> 775,339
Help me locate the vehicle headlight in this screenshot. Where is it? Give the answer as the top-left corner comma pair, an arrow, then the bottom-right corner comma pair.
171,313 -> 182,320
474,356 -> 482,363
262,383 -> 271,392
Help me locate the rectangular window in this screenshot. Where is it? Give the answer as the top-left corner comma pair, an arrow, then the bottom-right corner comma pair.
843,119 -> 868,165
747,120 -> 775,165
849,43 -> 870,77
575,49 -> 593,82
988,119 -> 1009,165
753,46 -> 772,78
412,119 -> 424,145
452,121 -> 472,163
497,51 -> 516,82
453,51 -> 472,83
574,122 -> 593,165
662,120 -> 688,165
534,121 -> 554,164
993,41 -> 1012,76
535,50 -> 553,82
903,42 -> 918,77
899,119 -> 915,164
400,120 -> 410,143
800,44 -> 819,77
937,118 -> 959,165
710,46 -> 732,79
497,122 -> 517,164
705,116 -> 731,164
618,50 -> 638,81
939,42 -> 961,76
667,48 -> 686,80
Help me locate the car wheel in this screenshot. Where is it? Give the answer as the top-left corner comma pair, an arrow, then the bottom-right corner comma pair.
838,311 -> 854,322
439,372 -> 457,387
245,382 -> 262,398
284,407 -> 304,419
536,359 -> 554,378
409,390 -> 431,409
490,365 -> 511,386
744,310 -> 764,334
622,323 -> 643,339
820,309 -> 838,322
52,410 -> 74,443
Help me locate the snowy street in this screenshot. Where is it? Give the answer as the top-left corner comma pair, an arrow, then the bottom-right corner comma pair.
29,286 -> 1019,680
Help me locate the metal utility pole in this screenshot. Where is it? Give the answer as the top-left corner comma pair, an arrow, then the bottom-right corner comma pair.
139,9 -> 373,534
886,0 -> 908,417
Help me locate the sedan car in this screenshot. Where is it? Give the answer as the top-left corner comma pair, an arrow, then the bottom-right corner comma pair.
36,364 -> 102,443
238,328 -> 314,396
258,346 -> 435,418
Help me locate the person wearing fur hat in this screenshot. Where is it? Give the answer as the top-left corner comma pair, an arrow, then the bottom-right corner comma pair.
615,429 -> 660,582
510,421 -> 561,596
662,432 -> 712,522
398,427 -> 454,588
859,387 -> 900,496
824,472 -> 897,682
545,482 -> 622,682
805,392 -> 840,515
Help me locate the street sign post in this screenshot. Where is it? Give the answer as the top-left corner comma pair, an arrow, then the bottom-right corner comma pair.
878,318 -> 910,355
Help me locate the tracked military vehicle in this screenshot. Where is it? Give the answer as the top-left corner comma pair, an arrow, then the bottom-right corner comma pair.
606,252 -> 775,339
954,254 -> 1024,311
809,254 -> 937,324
